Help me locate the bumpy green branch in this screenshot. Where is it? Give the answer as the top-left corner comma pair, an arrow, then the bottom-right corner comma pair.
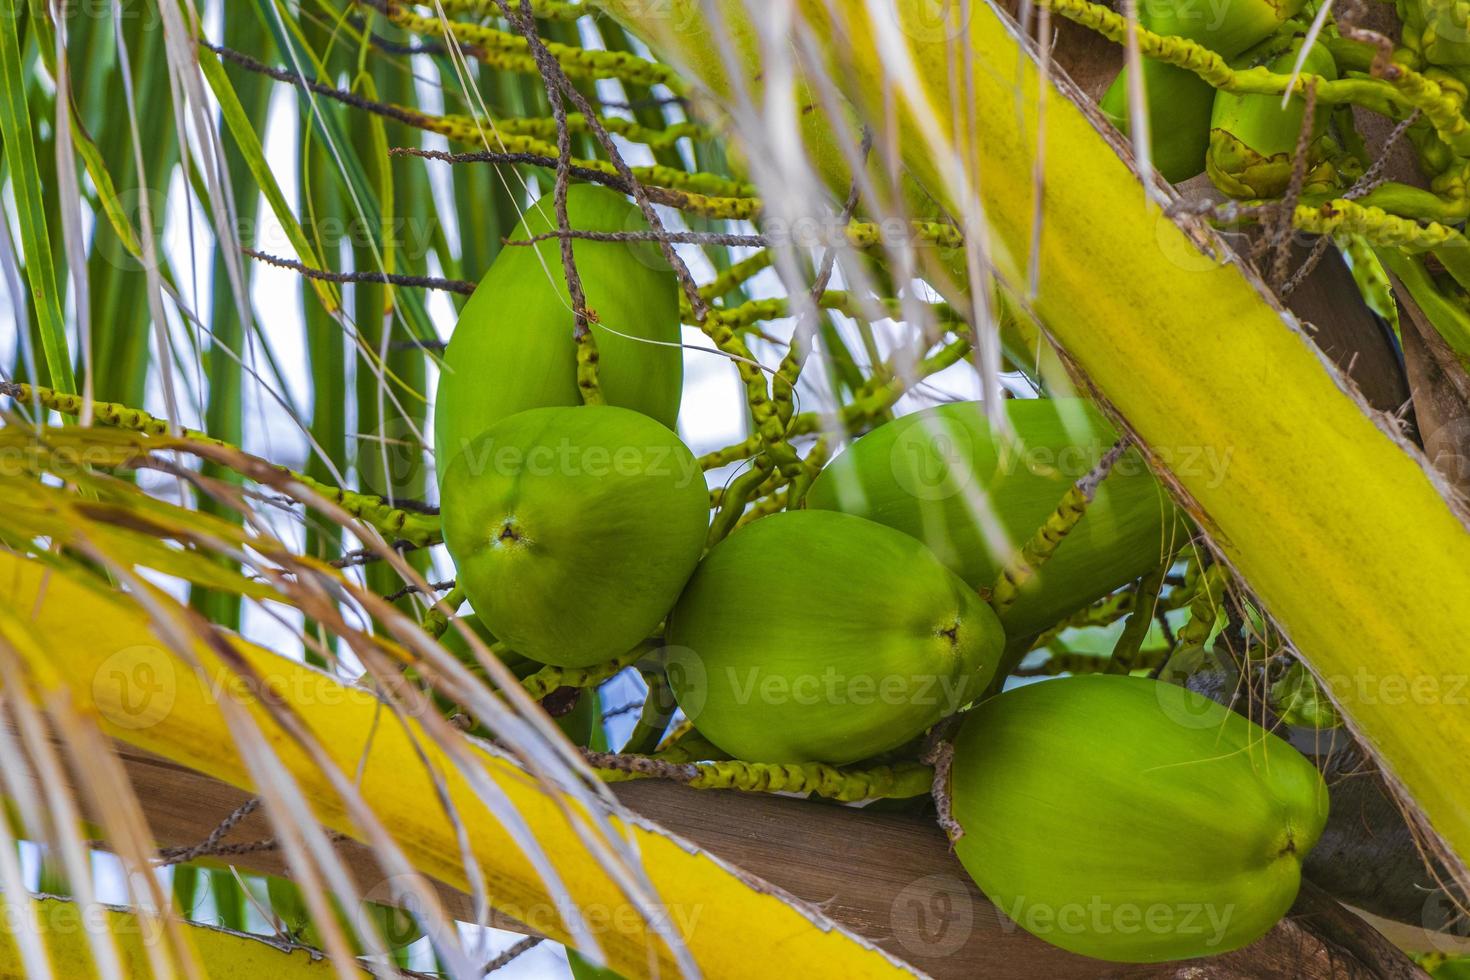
380,1 -> 683,90
413,109 -> 752,198
491,113 -> 712,150
707,455 -> 778,543
432,0 -> 590,20
989,439 -> 1130,615
697,290 -> 963,331
1293,198 -> 1470,252
1157,564 -> 1230,679
697,324 -> 803,479
0,382 -> 442,548
423,585 -> 467,638
520,646 -> 646,700
1105,560 -> 1171,674
1042,0 -> 1470,154
588,751 -> 934,802
696,334 -> 972,476
403,103 -> 712,153
700,251 -> 774,301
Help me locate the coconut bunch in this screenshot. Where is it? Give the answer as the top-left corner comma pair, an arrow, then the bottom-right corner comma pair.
433,182 -> 1330,964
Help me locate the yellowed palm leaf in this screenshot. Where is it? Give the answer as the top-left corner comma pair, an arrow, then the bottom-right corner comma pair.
0,897 -> 365,980
0,549 -> 913,979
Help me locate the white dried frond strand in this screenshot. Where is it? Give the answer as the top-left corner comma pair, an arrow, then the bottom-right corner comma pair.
1119,0 -> 1163,205
1284,0 -> 1335,109
0,699 -> 58,980
0,639 -> 129,980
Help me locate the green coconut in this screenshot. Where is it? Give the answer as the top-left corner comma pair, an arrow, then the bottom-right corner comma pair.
1206,43 -> 1343,200
1133,0 -> 1305,60
951,675 -> 1328,963
438,615 -> 596,744
434,184 -> 682,478
665,510 -> 1005,765
1097,0 -> 1305,183
807,399 -> 1185,642
1100,62 -> 1219,184
441,406 -> 708,668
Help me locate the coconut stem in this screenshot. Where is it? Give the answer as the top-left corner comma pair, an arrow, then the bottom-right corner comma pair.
586,751 -> 934,803
423,586 -> 466,640
1105,558 -> 1172,674
1153,563 -> 1231,682
620,668 -> 677,755
988,437 -> 1130,616
519,646 -> 646,701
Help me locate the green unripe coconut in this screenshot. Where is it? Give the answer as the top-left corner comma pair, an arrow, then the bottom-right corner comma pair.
441,406 -> 708,668
438,615 -> 596,743
1100,63 -> 1218,183
1136,0 -> 1305,60
1207,43 -> 1343,199
665,510 -> 1005,765
434,184 -> 682,478
1098,0 -> 1305,182
807,399 -> 1185,641
951,675 -> 1328,963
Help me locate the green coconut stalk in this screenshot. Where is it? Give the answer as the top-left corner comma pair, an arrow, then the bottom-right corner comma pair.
806,399 -> 1186,642
435,615 -> 598,743
950,675 -> 1328,963
665,510 -> 1005,766
441,405 -> 709,668
434,185 -> 683,479
1099,0 -> 1307,182
1206,42 -> 1345,199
